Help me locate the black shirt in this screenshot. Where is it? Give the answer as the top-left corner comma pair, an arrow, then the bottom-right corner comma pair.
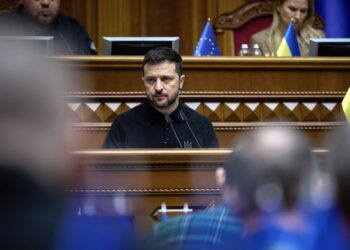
103,102 -> 219,148
0,7 -> 96,55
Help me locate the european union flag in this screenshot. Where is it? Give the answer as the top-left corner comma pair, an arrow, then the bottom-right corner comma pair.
277,21 -> 301,57
315,0 -> 350,38
193,19 -> 221,56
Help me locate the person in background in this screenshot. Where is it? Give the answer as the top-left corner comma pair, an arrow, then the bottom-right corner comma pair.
0,0 -> 97,55
249,0 -> 324,56
103,47 -> 218,148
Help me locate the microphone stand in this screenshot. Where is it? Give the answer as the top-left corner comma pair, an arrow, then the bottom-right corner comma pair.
179,109 -> 201,148
164,113 -> 183,148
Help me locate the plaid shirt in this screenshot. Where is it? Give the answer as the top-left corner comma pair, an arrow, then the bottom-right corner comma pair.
149,203 -> 242,250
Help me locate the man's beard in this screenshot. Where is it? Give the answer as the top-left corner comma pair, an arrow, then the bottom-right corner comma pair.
147,88 -> 180,110
23,10 -> 56,27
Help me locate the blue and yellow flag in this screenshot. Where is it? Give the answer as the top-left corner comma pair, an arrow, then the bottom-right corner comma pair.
342,87 -> 350,122
277,21 -> 301,57
193,19 -> 221,56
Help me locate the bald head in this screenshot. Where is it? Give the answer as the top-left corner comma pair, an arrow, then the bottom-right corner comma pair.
224,127 -> 315,214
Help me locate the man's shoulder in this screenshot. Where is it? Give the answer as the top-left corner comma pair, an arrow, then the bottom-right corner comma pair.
154,204 -> 240,235
56,13 -> 86,31
151,204 -> 242,249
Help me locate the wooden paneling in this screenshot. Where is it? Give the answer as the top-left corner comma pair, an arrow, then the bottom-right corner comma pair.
1,0 -> 248,54
57,56 -> 350,92
0,0 -> 19,12
60,0 -> 247,55
60,0 -> 98,50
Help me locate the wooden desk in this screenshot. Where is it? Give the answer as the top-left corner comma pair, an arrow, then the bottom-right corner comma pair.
59,56 -> 350,148
69,150 -> 227,234
68,149 -> 327,233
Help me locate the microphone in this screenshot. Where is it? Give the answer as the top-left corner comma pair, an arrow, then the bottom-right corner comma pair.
164,113 -> 183,148
179,109 -> 201,148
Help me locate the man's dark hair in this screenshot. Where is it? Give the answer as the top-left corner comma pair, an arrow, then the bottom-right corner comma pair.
143,47 -> 183,76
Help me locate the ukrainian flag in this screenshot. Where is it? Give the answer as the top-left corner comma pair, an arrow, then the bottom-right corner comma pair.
342,87 -> 350,122
277,21 -> 301,57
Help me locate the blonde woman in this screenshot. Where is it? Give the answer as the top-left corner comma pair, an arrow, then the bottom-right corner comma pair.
249,0 -> 325,56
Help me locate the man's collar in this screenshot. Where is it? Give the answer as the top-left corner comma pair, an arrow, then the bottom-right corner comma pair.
145,101 -> 184,124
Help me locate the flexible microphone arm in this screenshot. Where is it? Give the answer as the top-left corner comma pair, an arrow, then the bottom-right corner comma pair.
179,109 -> 202,148
164,113 -> 183,148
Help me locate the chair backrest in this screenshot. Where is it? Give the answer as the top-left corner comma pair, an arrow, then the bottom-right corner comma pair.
214,0 -> 324,55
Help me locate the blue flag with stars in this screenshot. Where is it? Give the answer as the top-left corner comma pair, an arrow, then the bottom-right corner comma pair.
193,20 -> 221,56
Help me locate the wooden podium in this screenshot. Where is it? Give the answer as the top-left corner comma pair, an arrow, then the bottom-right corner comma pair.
59,56 -> 350,149
69,149 -> 227,233
68,149 -> 327,233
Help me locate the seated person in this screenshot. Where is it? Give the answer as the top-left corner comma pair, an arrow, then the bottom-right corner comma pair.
0,0 -> 96,55
103,47 -> 218,148
249,0 -> 324,56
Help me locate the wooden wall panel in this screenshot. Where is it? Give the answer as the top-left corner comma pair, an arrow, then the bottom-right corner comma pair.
60,0 -> 98,50
59,56 -> 350,149
60,0 -> 247,55
0,0 -> 20,12
1,0 -> 248,54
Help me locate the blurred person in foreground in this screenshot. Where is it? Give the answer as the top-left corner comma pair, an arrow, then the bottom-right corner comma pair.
103,47 -> 218,148
0,43 -> 72,249
148,127 -> 319,250
227,127 -> 322,250
249,0 -> 324,56
147,154 -> 245,250
0,0 -> 96,55
312,125 -> 350,250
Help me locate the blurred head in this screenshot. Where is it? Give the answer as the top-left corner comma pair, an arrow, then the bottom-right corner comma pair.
0,42 -> 72,189
327,125 -> 350,218
221,127 -> 315,216
142,47 -> 185,114
21,0 -> 61,26
275,0 -> 315,32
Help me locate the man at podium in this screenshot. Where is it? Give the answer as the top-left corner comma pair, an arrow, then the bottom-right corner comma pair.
103,47 -> 218,148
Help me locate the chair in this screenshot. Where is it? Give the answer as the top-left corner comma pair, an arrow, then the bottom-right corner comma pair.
213,0 -> 324,56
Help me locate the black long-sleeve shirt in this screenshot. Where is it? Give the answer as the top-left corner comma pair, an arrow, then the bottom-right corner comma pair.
103,102 -> 219,148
